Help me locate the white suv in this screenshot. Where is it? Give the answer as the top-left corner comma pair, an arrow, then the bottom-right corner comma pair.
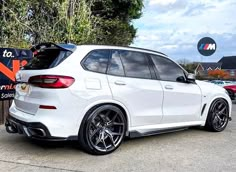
5,43 -> 232,155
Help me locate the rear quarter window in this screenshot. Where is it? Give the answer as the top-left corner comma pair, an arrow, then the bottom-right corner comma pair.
82,50 -> 110,74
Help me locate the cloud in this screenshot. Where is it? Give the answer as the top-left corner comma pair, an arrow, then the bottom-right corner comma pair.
149,0 -> 177,6
132,0 -> 236,62
183,3 -> 215,16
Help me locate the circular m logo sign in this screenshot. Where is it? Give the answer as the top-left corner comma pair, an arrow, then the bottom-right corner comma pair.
197,37 -> 217,56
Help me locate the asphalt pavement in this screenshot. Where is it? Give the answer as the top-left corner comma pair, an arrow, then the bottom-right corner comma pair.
0,102 -> 236,172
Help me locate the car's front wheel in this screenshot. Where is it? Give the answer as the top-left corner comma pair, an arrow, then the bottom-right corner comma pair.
205,98 -> 229,132
79,105 -> 126,155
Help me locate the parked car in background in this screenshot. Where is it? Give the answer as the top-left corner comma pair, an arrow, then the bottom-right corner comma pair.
209,80 -> 233,87
224,85 -> 236,100
5,43 -> 232,155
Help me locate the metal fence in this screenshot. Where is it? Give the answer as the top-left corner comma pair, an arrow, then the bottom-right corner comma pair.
0,100 -> 12,124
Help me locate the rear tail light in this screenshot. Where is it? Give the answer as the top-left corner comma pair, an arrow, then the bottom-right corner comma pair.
29,75 -> 75,88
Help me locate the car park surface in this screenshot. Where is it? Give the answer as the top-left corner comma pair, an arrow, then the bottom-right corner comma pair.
0,102 -> 236,172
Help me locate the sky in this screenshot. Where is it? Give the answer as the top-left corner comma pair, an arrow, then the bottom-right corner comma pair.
132,0 -> 236,63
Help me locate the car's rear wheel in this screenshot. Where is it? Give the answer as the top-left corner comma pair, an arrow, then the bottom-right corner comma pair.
205,98 -> 229,132
79,105 -> 126,155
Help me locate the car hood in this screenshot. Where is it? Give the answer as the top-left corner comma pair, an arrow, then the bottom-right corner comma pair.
196,80 -> 226,94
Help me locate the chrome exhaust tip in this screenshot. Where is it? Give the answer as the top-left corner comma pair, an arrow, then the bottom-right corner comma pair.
27,127 -> 47,137
6,124 -> 18,133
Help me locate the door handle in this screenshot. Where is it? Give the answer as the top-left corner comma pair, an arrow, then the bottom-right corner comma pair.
114,81 -> 126,85
165,85 -> 173,90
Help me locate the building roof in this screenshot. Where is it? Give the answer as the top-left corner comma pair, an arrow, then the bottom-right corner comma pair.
199,62 -> 222,70
218,56 -> 236,69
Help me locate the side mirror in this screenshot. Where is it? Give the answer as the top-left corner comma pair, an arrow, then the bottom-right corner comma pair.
176,76 -> 186,82
187,73 -> 196,81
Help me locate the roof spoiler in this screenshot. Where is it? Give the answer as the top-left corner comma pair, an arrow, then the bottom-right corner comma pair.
30,42 -> 77,52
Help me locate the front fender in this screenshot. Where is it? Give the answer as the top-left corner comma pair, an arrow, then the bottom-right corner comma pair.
200,93 -> 232,126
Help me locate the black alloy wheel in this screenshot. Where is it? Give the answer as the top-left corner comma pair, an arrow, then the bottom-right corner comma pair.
205,98 -> 229,132
79,105 -> 126,155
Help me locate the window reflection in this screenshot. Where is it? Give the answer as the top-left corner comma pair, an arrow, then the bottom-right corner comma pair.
151,55 -> 185,82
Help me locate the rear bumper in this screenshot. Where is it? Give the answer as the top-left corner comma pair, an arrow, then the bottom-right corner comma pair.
5,115 -> 77,141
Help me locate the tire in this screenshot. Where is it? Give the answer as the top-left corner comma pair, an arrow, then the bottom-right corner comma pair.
78,105 -> 126,155
205,98 -> 229,132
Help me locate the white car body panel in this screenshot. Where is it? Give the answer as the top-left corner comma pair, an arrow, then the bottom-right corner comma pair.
160,80 -> 202,123
8,45 -> 232,138
107,75 -> 164,127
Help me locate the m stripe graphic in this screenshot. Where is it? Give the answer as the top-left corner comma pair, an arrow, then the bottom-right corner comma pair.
199,44 -> 216,50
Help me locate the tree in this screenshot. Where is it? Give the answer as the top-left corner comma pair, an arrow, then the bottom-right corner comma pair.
178,59 -> 198,73
0,0 -> 144,48
90,0 -> 143,20
92,18 -> 136,45
177,58 -> 191,66
208,70 -> 230,79
88,0 -> 143,45
0,0 -> 30,47
0,0 -> 97,47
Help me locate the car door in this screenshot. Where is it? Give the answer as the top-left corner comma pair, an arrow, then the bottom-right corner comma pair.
107,50 -> 164,127
150,54 -> 202,123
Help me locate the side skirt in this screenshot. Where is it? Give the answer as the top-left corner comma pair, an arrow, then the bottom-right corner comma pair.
129,127 -> 189,138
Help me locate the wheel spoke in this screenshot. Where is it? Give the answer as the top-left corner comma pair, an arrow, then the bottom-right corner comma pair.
95,136 -> 101,146
217,102 -> 224,110
112,113 -> 118,122
113,122 -> 124,126
110,131 -> 122,136
106,131 -> 116,147
213,112 -> 225,129
212,107 -> 218,114
91,120 -> 99,129
90,127 -> 101,139
216,114 -> 221,120
105,110 -> 111,117
107,122 -> 124,127
213,116 -> 218,124
219,107 -> 226,114
102,139 -> 107,150
98,110 -> 112,124
106,113 -> 120,127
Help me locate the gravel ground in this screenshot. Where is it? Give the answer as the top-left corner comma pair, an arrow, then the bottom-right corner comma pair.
0,103 -> 236,172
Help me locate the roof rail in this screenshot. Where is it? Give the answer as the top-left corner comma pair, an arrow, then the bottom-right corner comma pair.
77,44 -> 167,56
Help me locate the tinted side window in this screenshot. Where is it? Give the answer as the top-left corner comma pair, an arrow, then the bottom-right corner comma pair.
151,55 -> 185,82
83,50 -> 110,73
107,50 -> 125,76
120,50 -> 152,79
